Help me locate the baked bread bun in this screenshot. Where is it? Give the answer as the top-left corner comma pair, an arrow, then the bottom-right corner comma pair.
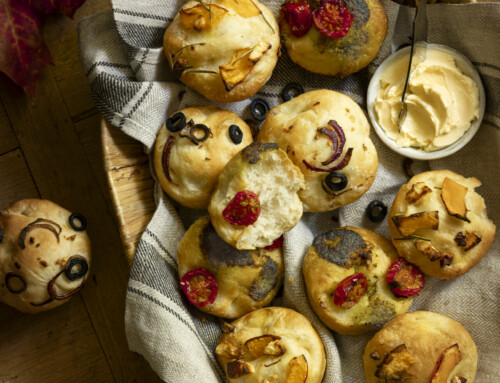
164,0 -> 280,103
363,311 -> 477,383
279,0 -> 388,76
388,170 -> 495,279
302,227 -> 413,335
216,307 -> 326,383
258,89 -> 378,212
208,142 -> 305,250
154,106 -> 253,209
177,215 -> 284,318
0,199 -> 91,314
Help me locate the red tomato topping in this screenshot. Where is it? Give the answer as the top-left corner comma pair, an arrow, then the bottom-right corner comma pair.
333,272 -> 367,309
180,267 -> 218,307
264,235 -> 284,250
312,0 -> 353,39
222,190 -> 261,226
283,2 -> 313,37
386,258 -> 425,297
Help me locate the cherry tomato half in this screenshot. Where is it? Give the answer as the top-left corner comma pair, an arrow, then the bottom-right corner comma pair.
222,190 -> 261,226
283,2 -> 313,37
312,0 -> 353,39
386,258 -> 425,297
333,272 -> 367,309
180,267 -> 218,307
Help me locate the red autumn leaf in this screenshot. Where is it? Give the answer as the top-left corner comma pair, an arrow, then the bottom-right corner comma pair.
0,0 -> 86,98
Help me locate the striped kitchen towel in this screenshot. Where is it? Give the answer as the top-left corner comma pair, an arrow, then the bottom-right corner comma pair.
79,1 -> 500,381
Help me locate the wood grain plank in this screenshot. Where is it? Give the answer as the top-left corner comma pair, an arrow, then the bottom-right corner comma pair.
0,69 -> 160,383
42,0 -> 112,119
101,122 -> 155,265
0,150 -> 39,210
0,299 -> 114,383
0,95 -> 18,155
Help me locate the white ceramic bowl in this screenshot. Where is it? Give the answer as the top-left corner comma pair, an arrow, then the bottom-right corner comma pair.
367,43 -> 485,160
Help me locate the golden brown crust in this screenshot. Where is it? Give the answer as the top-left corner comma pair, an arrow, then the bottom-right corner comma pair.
258,89 -> 378,212
217,307 -> 326,383
164,0 -> 280,103
154,106 -> 253,209
280,0 -> 388,76
0,199 -> 91,314
208,142 -> 305,250
302,227 -> 412,335
388,170 -> 496,279
177,216 -> 283,318
363,311 -> 478,383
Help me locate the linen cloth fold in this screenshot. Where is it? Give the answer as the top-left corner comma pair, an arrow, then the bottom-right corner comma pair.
79,1 -> 500,381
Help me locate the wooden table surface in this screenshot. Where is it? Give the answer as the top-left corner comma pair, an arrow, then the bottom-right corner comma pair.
0,1 -> 161,382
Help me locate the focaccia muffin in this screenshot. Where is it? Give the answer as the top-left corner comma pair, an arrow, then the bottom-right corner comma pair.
363,311 -> 477,383
0,199 -> 91,313
216,307 -> 326,383
388,170 -> 495,279
302,227 -> 413,335
208,142 -> 305,250
164,0 -> 280,102
154,106 -> 253,209
177,215 -> 283,318
258,89 -> 378,212
279,0 -> 388,76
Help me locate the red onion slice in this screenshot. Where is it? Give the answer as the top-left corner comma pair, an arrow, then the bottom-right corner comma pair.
303,147 -> 353,172
321,120 -> 345,166
162,135 -> 177,185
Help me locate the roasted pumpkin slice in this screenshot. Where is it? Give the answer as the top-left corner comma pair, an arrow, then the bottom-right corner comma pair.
220,42 -> 271,91
414,241 -> 453,266
375,344 -> 414,380
430,344 -> 462,383
454,231 -> 481,251
286,355 -> 308,383
215,341 -> 244,359
441,177 -> 470,222
392,211 -> 439,237
405,182 -> 432,203
226,360 -> 254,378
180,4 -> 228,31
244,334 -> 284,358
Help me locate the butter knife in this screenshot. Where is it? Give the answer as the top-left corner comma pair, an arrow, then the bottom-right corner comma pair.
398,0 -> 428,130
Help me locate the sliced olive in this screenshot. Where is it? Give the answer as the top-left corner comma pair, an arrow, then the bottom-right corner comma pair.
69,213 -> 87,231
64,256 -> 89,281
0,226 -> 3,244
180,123 -> 212,145
324,172 -> 348,192
365,200 -> 387,223
250,98 -> 270,121
5,272 -> 27,294
166,112 -> 186,132
229,125 -> 243,144
282,82 -> 304,101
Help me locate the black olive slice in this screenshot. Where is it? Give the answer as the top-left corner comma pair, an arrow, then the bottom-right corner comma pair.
365,200 -> 388,223
323,172 -> 348,192
282,82 -> 304,101
166,112 -> 186,132
403,158 -> 414,178
228,125 -> 243,144
69,213 -> 87,231
250,98 -> 270,121
0,226 -> 3,244
64,256 -> 89,281
5,272 -> 27,294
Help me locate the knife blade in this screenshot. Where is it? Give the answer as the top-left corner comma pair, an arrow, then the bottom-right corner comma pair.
398,0 -> 428,130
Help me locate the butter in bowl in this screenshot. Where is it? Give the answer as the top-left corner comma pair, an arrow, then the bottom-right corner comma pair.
367,43 -> 485,160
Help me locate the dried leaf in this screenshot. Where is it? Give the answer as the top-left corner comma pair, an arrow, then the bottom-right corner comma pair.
0,0 -> 86,98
